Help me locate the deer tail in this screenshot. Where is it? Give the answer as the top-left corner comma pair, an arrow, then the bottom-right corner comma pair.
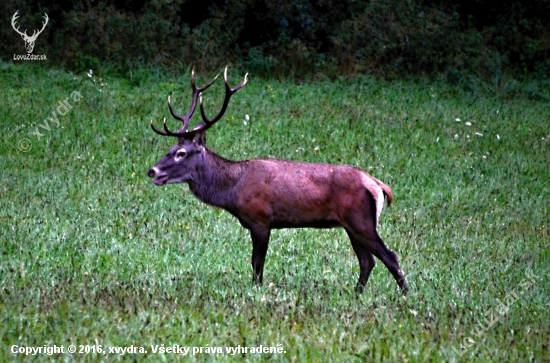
378,181 -> 393,207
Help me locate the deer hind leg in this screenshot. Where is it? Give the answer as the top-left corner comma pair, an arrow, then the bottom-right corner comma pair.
343,193 -> 408,294
347,225 -> 408,294
249,226 -> 271,284
369,232 -> 408,294
346,229 -> 376,293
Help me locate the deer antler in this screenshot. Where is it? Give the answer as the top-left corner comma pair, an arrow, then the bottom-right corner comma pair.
11,11 -> 48,40
151,66 -> 247,137
151,67 -> 218,136
193,66 -> 248,133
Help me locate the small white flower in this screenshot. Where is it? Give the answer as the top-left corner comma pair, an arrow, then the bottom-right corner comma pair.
87,69 -> 93,78
410,309 -> 418,316
454,134 -> 459,140
455,118 -> 461,122
475,132 -> 483,137
497,135 -> 500,140
245,114 -> 250,121
465,122 -> 472,126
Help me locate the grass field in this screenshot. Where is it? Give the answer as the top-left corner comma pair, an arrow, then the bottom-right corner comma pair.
1,61 -> 548,362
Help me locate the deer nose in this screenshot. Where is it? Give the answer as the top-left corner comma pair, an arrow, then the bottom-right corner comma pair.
147,168 -> 156,178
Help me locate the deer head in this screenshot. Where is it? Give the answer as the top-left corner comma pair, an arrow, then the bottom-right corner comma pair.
148,67 -> 248,185
12,11 -> 49,54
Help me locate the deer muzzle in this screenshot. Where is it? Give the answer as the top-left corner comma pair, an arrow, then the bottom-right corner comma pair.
148,167 -> 168,185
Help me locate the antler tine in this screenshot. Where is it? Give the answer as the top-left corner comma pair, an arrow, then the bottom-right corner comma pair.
11,11 -> 27,37
166,67 -> 220,134
194,66 -> 248,132
167,94 -> 188,129
150,119 -> 168,136
162,117 -> 182,136
35,13 -> 49,36
150,117 -> 190,137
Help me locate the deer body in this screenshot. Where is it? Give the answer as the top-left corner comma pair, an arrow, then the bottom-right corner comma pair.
172,148 -> 389,229
148,68 -> 408,294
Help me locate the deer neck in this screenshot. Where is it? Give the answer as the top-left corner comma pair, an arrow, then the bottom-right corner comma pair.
187,148 -> 243,209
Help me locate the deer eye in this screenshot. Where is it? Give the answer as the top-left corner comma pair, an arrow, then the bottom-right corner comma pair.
176,149 -> 187,159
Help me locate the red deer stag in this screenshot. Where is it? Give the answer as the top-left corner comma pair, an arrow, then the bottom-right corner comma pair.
148,67 -> 408,294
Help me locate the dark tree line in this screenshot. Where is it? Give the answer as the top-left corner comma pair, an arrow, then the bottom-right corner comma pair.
2,0 -> 549,81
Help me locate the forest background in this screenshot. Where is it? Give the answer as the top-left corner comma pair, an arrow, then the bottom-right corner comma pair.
2,0 -> 550,87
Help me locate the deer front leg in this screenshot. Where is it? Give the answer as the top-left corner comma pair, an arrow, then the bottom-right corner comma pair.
250,226 -> 271,284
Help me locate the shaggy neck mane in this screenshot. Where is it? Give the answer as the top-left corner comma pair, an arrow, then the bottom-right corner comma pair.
187,148 -> 243,209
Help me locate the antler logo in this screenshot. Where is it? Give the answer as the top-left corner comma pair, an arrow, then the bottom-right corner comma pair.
11,11 -> 49,54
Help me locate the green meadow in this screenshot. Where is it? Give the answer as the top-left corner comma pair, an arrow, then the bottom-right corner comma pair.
1,61 -> 548,361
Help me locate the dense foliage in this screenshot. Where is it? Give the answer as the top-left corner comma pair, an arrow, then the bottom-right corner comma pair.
2,0 -> 550,80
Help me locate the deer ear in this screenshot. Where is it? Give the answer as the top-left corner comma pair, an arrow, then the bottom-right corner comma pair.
192,130 -> 206,147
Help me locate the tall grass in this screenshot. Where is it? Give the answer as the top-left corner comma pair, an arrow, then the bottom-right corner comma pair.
1,61 -> 548,362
